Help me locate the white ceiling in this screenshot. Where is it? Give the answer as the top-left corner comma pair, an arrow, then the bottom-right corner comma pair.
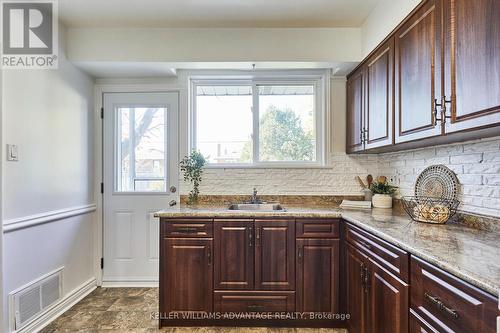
59,0 -> 380,28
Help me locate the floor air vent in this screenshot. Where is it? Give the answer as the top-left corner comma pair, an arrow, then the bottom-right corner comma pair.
11,268 -> 63,330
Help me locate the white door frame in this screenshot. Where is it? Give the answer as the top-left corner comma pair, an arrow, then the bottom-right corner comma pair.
93,82 -> 188,287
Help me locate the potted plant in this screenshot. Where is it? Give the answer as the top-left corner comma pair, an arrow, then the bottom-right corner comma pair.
180,150 -> 207,205
370,176 -> 398,209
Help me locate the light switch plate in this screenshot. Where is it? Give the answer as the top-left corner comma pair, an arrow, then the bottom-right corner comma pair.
6,144 -> 18,161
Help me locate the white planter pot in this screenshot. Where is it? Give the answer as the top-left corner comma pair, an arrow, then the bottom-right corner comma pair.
372,194 -> 393,209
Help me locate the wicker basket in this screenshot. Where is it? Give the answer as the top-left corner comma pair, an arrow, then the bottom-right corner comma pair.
401,196 -> 460,224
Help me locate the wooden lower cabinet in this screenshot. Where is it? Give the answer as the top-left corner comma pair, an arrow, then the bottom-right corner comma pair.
411,256 -> 499,333
213,220 -> 254,290
409,309 -> 440,333
346,244 -> 368,333
254,219 -> 295,291
346,226 -> 409,333
367,259 -> 409,333
160,237 -> 213,314
160,218 -> 497,331
214,291 -> 296,313
296,239 -> 339,313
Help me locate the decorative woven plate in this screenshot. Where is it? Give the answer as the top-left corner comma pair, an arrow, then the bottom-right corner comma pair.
414,165 -> 459,201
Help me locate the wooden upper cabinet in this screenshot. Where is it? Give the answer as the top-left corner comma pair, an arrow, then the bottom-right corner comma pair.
296,239 -> 339,313
346,68 -> 365,153
254,220 -> 295,291
443,0 -> 500,133
161,238 -> 213,313
214,220 -> 254,290
394,0 -> 443,143
365,37 -> 394,149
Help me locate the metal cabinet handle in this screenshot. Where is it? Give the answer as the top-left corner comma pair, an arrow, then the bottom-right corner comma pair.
358,240 -> 372,250
249,227 -> 253,247
207,246 -> 212,265
424,293 -> 459,319
175,227 -> 198,234
434,96 -> 452,126
433,98 -> 443,126
247,305 -> 264,311
297,246 -> 303,263
256,227 -> 261,246
363,267 -> 370,294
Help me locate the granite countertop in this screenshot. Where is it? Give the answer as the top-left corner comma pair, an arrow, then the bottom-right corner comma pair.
154,206 -> 500,297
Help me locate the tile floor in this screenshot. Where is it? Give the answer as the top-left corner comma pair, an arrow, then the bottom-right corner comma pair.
41,288 -> 347,333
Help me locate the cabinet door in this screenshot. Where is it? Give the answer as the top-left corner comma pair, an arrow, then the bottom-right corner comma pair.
214,220 -> 254,290
443,0 -> 500,133
161,238 -> 213,313
296,239 -> 339,313
347,68 -> 365,153
254,219 -> 295,290
367,259 -> 409,333
395,0 -> 443,143
346,244 -> 368,333
365,37 -> 394,149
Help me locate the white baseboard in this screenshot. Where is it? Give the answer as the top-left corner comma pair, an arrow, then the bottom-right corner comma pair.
14,278 -> 97,333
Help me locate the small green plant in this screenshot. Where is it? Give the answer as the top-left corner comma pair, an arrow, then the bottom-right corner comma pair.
180,150 -> 207,205
370,176 -> 398,195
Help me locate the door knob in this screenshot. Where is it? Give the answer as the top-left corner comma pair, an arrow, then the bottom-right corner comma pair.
170,186 -> 177,193
169,200 -> 177,207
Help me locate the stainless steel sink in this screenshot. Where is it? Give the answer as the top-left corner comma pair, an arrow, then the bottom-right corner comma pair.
227,203 -> 285,211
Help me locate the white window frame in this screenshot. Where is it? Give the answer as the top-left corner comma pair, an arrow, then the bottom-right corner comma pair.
189,71 -> 327,168
114,102 -> 169,193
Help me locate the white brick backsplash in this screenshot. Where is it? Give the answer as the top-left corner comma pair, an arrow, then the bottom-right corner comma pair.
379,137 -> 500,217
463,139 -> 500,153
425,156 -> 450,165
463,164 -> 500,174
413,148 -> 436,159
449,153 -> 483,164
484,175 -> 500,186
462,185 -> 500,197
436,144 -> 463,155
457,174 -> 483,185
483,151 -> 500,163
182,137 -> 500,218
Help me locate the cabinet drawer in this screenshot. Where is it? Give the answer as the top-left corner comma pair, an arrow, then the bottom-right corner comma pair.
409,309 -> 439,333
162,219 -> 213,237
411,256 -> 499,333
296,219 -> 339,238
346,223 -> 409,281
214,291 -> 295,313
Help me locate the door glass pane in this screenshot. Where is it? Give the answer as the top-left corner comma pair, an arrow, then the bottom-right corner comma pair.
116,107 -> 167,192
196,85 -> 253,164
258,85 -> 316,162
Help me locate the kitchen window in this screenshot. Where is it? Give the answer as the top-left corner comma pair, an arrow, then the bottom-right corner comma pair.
191,74 -> 325,167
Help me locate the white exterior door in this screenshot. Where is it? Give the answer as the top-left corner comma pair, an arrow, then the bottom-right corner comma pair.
103,92 -> 179,285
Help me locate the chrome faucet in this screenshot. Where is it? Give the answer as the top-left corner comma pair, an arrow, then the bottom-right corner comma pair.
250,187 -> 263,204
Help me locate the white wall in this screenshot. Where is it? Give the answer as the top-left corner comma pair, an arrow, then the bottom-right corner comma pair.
67,27 -> 363,63
361,0 -> 421,57
2,25 -> 95,332
0,61 -> 4,332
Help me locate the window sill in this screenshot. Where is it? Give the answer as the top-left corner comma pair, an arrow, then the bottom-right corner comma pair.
203,163 -> 331,169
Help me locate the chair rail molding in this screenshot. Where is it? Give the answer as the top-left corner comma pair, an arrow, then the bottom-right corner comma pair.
3,204 -> 97,233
